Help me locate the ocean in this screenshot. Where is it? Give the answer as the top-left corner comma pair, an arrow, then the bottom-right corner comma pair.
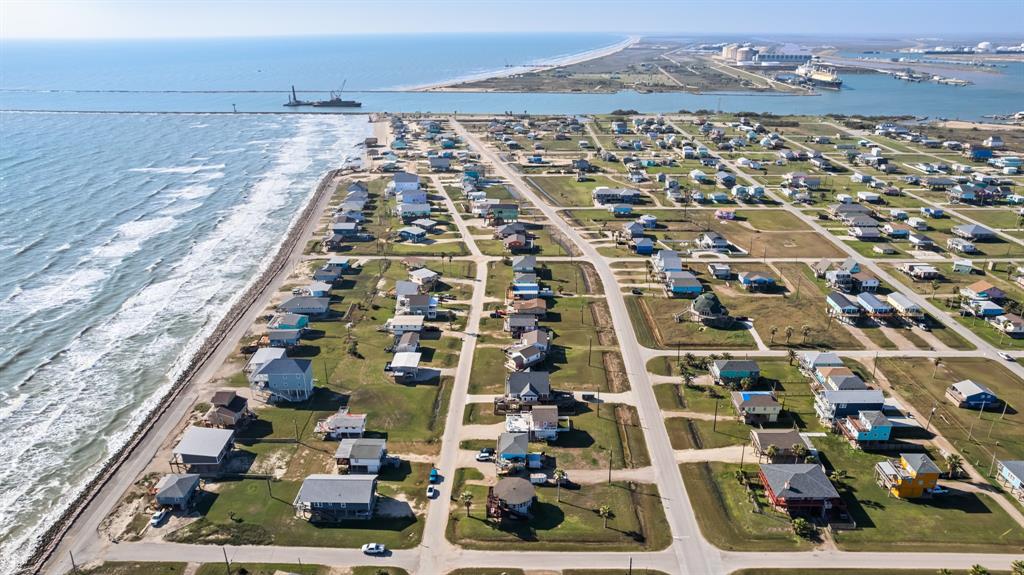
0,32 -> 1019,573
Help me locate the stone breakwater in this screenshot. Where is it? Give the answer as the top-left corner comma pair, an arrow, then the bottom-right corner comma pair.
21,167 -> 342,574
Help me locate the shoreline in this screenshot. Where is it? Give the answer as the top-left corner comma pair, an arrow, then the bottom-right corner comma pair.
406,35 -> 641,91
25,143 -> 354,574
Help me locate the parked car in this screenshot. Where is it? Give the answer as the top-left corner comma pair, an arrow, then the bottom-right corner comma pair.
429,468 -> 441,483
631,288 -> 643,295
361,543 -> 386,555
426,485 -> 438,498
930,486 -> 950,495
475,448 -> 494,462
150,509 -> 168,527
998,352 -> 1015,362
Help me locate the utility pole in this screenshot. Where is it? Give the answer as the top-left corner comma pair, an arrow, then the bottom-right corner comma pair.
739,441 -> 746,471
588,336 -> 593,367
69,551 -> 79,574
713,400 -> 719,431
223,547 -> 231,575
608,446 -> 613,484
925,405 -> 937,433
989,442 -> 1001,476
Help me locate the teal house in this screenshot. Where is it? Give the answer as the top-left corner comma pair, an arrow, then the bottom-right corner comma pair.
710,359 -> 760,385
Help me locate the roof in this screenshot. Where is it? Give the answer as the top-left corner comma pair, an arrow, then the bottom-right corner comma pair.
173,426 -> 234,459
391,315 -> 425,325
1000,460 -> 1024,480
391,352 -> 422,369
493,477 -> 535,505
507,371 -> 550,396
395,281 -> 419,296
759,464 -> 839,500
950,379 -> 995,398
713,359 -> 759,373
256,358 -> 312,377
155,474 -> 200,500
295,474 -> 377,504
335,438 -> 387,460
692,292 -> 726,315
859,410 -> 890,428
752,429 -> 806,452
248,347 -> 287,366
819,389 -> 885,405
409,267 -> 439,280
732,391 -> 779,409
397,331 -> 420,347
497,432 -> 530,455
902,453 -> 941,475
802,351 -> 843,368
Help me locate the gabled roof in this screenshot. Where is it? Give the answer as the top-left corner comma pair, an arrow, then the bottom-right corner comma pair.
902,453 -> 941,475
335,438 -> 387,460
295,474 -> 376,504
507,371 -> 550,396
257,358 -> 312,377
760,464 -> 839,500
950,379 -> 995,398
713,359 -> 759,373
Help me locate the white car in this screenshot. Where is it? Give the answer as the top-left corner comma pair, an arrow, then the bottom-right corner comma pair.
426,485 -> 438,499
998,352 -> 1015,362
361,543 -> 386,555
150,509 -> 168,527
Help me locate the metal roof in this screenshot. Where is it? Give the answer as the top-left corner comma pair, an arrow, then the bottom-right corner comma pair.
295,474 -> 377,504
760,464 -> 839,500
173,426 -> 234,459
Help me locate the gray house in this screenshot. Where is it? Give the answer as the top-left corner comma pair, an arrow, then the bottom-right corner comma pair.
278,296 -> 330,316
505,371 -> 551,404
154,473 -> 201,510
335,438 -> 388,474
251,358 -> 314,402
170,426 -> 234,475
293,474 -> 378,522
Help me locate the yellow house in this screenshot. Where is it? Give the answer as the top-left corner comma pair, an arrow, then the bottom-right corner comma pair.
874,453 -> 941,498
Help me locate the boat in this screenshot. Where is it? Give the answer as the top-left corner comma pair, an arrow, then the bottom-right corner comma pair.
283,85 -> 311,107
795,63 -> 843,89
312,80 -> 362,108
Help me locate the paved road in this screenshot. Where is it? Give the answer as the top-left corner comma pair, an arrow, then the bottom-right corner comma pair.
453,119 -> 720,574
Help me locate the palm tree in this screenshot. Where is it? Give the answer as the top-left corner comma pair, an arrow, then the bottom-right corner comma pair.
829,469 -> 847,484
931,279 -> 941,296
791,443 -> 809,462
598,504 -> 614,528
764,444 -> 779,463
1010,559 -> 1024,575
683,352 -> 697,368
553,469 -> 567,502
969,566 -> 991,575
932,358 -> 943,379
945,453 -> 965,479
459,490 -> 474,518
786,349 -> 797,366
801,325 -> 812,345
721,352 -> 734,360
784,326 -> 795,345
937,569 -> 953,575
791,517 -> 814,538
739,376 -> 754,391
769,326 -> 778,345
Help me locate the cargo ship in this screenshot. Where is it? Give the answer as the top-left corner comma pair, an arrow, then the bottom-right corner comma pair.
795,63 -> 843,89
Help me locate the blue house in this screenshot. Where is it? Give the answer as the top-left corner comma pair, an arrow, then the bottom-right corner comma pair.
269,313 -> 309,331
996,460 -> 1024,501
946,379 -> 1000,409
496,432 -> 529,463
665,271 -> 703,297
398,226 -> 428,243
710,359 -> 760,385
814,390 -> 884,423
738,272 -> 776,292
839,410 -> 892,448
921,207 -> 944,218
268,329 -> 302,347
969,147 -> 993,162
633,237 -> 654,255
609,204 -> 634,217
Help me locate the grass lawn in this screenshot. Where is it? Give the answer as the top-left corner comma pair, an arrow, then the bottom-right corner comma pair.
626,296 -> 757,350
446,570 -> 525,575
195,565 -> 329,575
463,403 -> 504,425
447,475 -> 671,552
665,417 -> 749,450
731,570 -> 1010,575
876,357 -> 1024,462
527,175 -> 623,207
680,462 -> 812,551
814,435 -> 1024,553
167,462 -> 430,549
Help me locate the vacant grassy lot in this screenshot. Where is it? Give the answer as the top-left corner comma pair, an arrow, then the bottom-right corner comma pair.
877,357 -> 1024,462
447,474 -> 670,552
79,564 -> 186,575
680,462 -> 812,551
626,295 -> 757,350
666,417 -> 750,450
814,435 -> 1024,553
732,570 -> 1010,575
527,175 -> 625,207
195,565 -> 330,575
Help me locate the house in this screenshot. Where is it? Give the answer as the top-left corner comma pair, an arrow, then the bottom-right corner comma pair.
899,263 -> 941,280
312,266 -> 343,283
520,328 -> 550,352
394,331 -> 420,353
908,233 -> 935,250
696,231 -> 729,251
512,298 -> 548,317
996,460 -> 1024,502
293,475 -> 377,522
875,454 -> 941,499
204,390 -> 251,428
315,408 -> 367,439
397,203 -> 432,221
839,410 -> 892,448
731,391 -> 781,424
487,203 -> 520,223
738,272 -> 776,292
396,188 -> 428,205
609,204 -> 634,217
398,226 -> 427,243
962,280 -> 1005,301
388,351 -> 421,381
335,438 -> 387,474
503,233 -> 532,252
622,221 -> 645,238
494,223 -> 527,239
398,293 -> 437,318
952,224 -> 996,241
665,271 -> 703,297
906,217 -> 928,231
882,223 -> 910,239
857,292 -> 893,317
992,313 -> 1024,336
386,315 -> 426,335
852,272 -> 879,293
653,250 -> 683,274
952,259 -> 975,274
639,214 -> 658,228
632,237 -> 655,255
391,171 -> 420,194
946,379 -> 1000,409
506,404 -> 560,441
489,477 -> 536,517
816,367 -> 867,391
592,187 -> 641,205
251,358 -> 314,402
799,351 -> 844,372
278,296 -> 330,316
947,237 -> 978,254
814,390 -> 884,423
708,263 -> 731,279
506,343 -> 546,371
267,329 -> 301,348
245,347 -> 287,376
505,372 -> 551,404
751,430 -> 815,462
170,426 -> 234,475
496,432 -> 530,464
512,255 -> 536,273
759,464 -> 841,518
428,156 -> 451,171
710,359 -> 760,386
410,267 -> 440,288
690,292 -> 730,326
268,312 -> 309,331
826,292 -> 861,324
154,473 -> 201,510
394,280 -> 420,298
886,292 -> 923,320
505,314 -> 538,337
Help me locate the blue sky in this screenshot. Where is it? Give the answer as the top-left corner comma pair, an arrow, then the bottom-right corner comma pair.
2,0 -> 1021,39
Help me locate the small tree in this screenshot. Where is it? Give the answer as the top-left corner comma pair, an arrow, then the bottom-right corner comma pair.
553,468 -> 567,502
829,469 -> 847,484
786,349 -> 797,366
769,326 -> 778,345
683,352 -> 697,367
931,279 -> 941,296
739,376 -> 754,391
459,490 -> 474,518
969,566 -> 991,575
945,453 -> 965,479
598,504 -> 613,528
764,444 -> 779,462
784,326 -> 795,345
937,569 -> 953,575
801,325 -> 812,344
792,443 -> 809,461
932,358 -> 943,379
791,517 -> 815,539
1010,559 -> 1024,575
